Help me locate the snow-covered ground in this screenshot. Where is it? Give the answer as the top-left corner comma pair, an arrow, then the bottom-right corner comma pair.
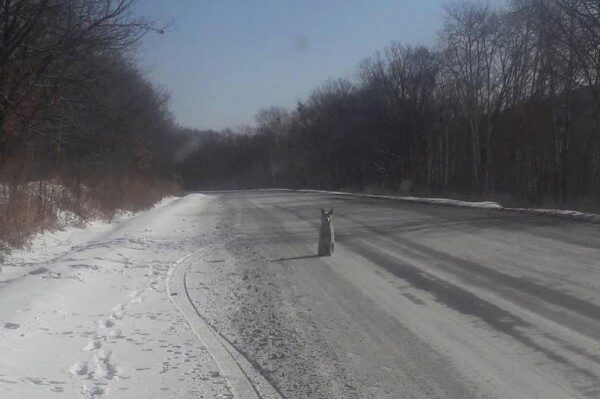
0,194 -> 232,398
3,188 -> 599,399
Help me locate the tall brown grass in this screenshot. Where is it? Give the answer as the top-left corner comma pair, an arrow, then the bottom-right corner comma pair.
88,175 -> 181,218
0,175 -> 181,257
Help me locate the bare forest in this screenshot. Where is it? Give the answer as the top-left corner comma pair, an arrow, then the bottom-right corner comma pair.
0,0 -> 181,249
178,0 -> 600,211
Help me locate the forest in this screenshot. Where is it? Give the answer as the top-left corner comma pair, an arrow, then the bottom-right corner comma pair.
177,0 -> 600,211
0,0 -> 181,249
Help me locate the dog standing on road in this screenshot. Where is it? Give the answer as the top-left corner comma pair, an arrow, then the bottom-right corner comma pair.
318,208 -> 334,256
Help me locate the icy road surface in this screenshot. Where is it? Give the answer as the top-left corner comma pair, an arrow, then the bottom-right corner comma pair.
2,190 -> 600,398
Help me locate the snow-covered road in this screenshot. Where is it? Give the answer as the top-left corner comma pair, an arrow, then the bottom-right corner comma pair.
186,190 -> 600,399
2,190 -> 600,398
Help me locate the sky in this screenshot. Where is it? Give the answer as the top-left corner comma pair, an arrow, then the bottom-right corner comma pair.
135,1 -> 459,130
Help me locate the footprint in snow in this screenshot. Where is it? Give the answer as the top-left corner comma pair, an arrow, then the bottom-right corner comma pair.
128,291 -> 143,303
70,361 -> 89,377
111,309 -> 124,320
109,329 -> 123,339
97,319 -> 114,328
83,340 -> 102,351
81,382 -> 103,399
92,349 -> 123,381
95,348 -> 112,363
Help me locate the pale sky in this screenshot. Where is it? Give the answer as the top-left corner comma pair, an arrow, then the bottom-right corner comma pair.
135,1 -> 497,130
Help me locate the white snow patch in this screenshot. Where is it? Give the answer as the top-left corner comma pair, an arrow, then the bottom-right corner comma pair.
0,193 -> 228,398
295,189 -> 503,209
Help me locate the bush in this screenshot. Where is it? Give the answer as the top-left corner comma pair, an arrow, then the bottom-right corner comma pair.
0,176 -> 181,256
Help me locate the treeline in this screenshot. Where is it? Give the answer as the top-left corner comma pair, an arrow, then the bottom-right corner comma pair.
178,0 -> 600,208
0,0 -> 180,247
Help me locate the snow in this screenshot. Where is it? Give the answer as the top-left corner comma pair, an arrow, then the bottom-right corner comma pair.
295,189 -> 503,209
395,196 -> 500,209
0,194 -> 232,398
503,206 -> 600,222
295,189 -> 600,222
2,187 -> 598,398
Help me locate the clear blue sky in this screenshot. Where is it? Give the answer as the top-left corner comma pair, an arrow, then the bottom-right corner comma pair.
135,1 -> 472,130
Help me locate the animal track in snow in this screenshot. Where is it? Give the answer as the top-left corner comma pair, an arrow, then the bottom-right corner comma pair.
70,361 -> 89,377
128,290 -> 144,303
111,310 -> 124,320
97,319 -> 114,328
81,381 -> 103,399
108,329 -> 123,339
83,340 -> 102,351
92,349 -> 115,380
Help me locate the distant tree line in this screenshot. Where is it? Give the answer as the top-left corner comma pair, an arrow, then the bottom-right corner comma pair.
178,0 -> 600,207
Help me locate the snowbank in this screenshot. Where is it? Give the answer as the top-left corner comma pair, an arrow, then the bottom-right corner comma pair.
295,189 -> 600,224
0,193 -> 229,398
501,207 -> 600,223
296,189 -> 502,209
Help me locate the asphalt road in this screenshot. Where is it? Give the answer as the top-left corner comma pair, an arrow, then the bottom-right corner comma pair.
185,190 -> 600,399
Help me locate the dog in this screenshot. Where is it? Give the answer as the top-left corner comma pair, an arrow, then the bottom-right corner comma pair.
318,208 -> 334,256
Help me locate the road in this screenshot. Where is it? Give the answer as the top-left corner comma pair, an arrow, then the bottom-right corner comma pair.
2,190 -> 599,398
184,190 -> 600,399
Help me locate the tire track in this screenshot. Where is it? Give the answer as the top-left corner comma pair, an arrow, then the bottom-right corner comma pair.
167,248 -> 283,399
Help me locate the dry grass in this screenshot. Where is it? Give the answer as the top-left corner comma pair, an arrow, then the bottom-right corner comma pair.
0,185 -> 57,250
88,175 -> 181,219
0,175 -> 181,257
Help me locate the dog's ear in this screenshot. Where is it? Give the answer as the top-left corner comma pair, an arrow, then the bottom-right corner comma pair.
329,208 -> 333,215
321,207 -> 325,214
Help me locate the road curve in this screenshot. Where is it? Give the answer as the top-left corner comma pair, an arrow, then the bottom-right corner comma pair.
185,190 -> 600,399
